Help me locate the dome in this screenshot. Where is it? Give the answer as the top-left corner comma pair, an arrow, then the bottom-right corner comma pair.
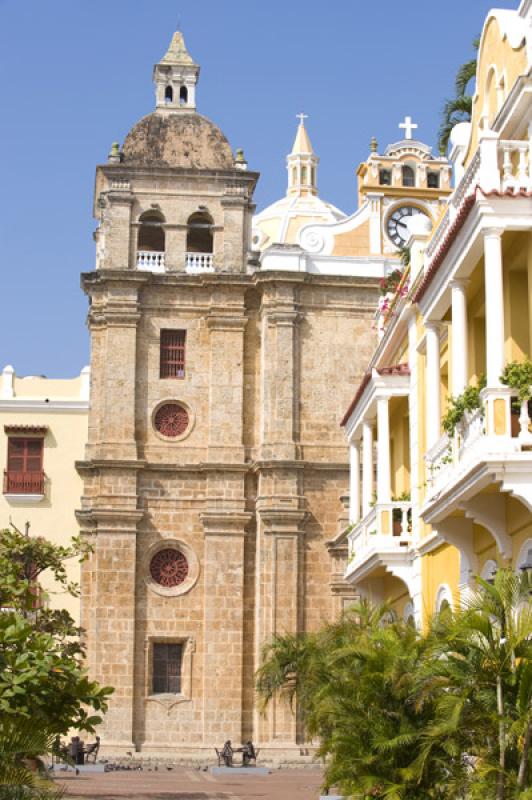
122,112 -> 234,170
253,193 -> 345,251
252,117 -> 346,251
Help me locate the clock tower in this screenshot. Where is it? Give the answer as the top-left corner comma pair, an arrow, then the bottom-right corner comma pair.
295,117 -> 452,260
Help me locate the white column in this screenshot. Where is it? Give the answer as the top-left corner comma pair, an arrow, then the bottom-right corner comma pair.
484,229 -> 505,386
450,280 -> 469,396
362,420 -> 374,517
349,441 -> 361,524
425,322 -> 441,449
376,396 -> 391,504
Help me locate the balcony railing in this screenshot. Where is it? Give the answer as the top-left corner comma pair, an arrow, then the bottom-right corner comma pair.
425,137 -> 531,263
425,392 -> 532,501
3,470 -> 45,495
137,251 -> 165,272
185,252 -> 214,273
346,501 -> 412,579
499,140 -> 531,192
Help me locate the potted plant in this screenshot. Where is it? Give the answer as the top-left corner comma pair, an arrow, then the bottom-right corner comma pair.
501,360 -> 532,438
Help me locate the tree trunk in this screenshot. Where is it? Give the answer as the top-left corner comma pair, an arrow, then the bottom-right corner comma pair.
496,675 -> 505,800
517,720 -> 531,790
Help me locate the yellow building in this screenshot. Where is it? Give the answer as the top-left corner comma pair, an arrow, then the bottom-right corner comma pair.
0,365 -> 89,622
342,0 -> 532,626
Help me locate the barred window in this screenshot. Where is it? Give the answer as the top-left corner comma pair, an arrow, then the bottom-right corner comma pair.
152,642 -> 183,694
160,330 -> 186,379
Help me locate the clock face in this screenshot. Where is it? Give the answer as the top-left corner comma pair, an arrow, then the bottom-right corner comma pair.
386,205 -> 424,247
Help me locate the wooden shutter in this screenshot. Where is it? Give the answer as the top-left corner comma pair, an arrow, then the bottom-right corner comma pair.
160,330 -> 186,379
7,438 -> 43,472
152,643 -> 183,694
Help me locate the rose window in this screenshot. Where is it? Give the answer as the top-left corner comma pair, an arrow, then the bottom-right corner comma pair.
154,403 -> 189,438
150,549 -> 189,588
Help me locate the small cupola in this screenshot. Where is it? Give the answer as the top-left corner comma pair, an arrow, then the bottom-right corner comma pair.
153,30 -> 200,112
286,114 -> 318,197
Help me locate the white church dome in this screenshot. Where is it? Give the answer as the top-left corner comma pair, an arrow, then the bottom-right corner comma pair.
252,118 -> 345,251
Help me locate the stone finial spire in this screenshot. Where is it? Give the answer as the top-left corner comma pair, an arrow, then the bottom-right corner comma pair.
153,30 -> 200,112
287,114 -> 318,196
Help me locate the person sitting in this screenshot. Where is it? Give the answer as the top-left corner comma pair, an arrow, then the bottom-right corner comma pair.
241,740 -> 256,766
221,740 -> 234,767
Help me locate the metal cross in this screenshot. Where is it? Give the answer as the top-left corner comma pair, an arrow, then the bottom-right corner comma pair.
399,115 -> 418,140
296,112 -> 308,125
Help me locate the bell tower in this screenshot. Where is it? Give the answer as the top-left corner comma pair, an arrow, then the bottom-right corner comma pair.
153,30 -> 199,112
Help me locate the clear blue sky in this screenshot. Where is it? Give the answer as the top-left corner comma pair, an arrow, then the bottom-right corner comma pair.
0,0 -> 518,377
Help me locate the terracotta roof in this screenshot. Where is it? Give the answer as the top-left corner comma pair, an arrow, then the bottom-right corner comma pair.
413,192 -> 476,304
4,425 -> 48,434
413,188 -> 532,305
340,370 -> 371,427
340,363 -> 410,427
376,363 -> 410,376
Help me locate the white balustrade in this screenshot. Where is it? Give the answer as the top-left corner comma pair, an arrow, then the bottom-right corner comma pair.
346,501 -> 412,578
498,140 -> 531,192
425,138 -> 529,267
185,252 -> 214,273
425,433 -> 453,496
425,389 -> 532,501
458,408 -> 485,459
137,251 -> 165,272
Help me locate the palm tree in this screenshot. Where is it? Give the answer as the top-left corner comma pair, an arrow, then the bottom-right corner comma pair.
257,602 -> 445,798
438,38 -> 480,153
0,718 -> 63,800
414,569 -> 532,799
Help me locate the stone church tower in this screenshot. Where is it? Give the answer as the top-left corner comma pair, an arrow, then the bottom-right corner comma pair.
77,31 -> 378,760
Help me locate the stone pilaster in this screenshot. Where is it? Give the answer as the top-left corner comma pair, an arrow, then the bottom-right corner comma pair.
260,285 -> 299,461
206,304 -> 246,464
255,496 -> 306,745
200,510 -> 251,744
77,505 -> 143,751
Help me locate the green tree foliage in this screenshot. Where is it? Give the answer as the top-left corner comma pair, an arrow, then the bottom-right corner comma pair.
0,718 -> 63,800
438,38 -> 479,153
256,571 -> 532,799
0,525 -> 113,735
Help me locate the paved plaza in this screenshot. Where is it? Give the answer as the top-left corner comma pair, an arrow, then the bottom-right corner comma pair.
56,766 -> 325,800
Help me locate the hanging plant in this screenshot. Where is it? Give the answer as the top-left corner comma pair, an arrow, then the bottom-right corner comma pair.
500,359 -> 532,403
442,375 -> 486,437
379,269 -> 403,296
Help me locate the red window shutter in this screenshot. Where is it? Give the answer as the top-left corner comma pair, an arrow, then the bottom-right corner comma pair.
160,330 -> 186,379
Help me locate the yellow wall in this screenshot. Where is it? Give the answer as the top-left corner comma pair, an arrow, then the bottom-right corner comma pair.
421,544 -> 460,626
332,220 -> 370,257
465,14 -> 528,166
0,375 -> 88,623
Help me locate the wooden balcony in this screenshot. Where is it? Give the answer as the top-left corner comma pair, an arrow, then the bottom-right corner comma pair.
3,470 -> 45,495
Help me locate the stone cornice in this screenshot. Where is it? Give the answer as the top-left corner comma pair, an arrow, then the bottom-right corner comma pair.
76,459 -> 147,473
75,507 -> 144,533
206,315 -> 247,331
257,507 -> 307,533
77,457 -> 348,475
200,510 -> 252,536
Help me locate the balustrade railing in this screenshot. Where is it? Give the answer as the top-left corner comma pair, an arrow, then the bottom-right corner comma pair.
426,389 -> 532,500
425,138 -> 530,265
498,140 -> 531,192
3,470 -> 45,495
347,501 -> 412,572
185,252 -> 214,273
137,251 -> 165,272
